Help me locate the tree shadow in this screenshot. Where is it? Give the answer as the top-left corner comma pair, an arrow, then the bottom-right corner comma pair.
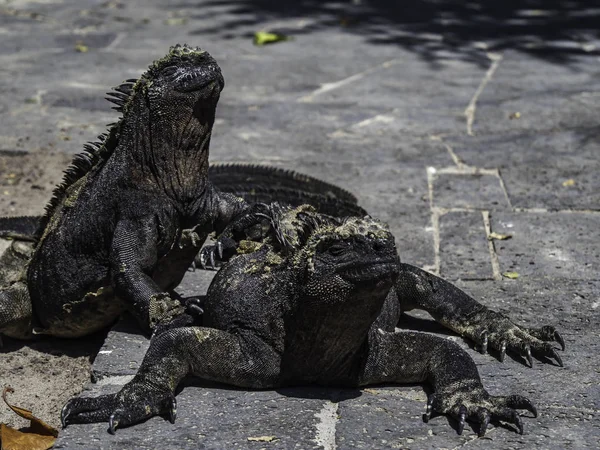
168,0 -> 600,67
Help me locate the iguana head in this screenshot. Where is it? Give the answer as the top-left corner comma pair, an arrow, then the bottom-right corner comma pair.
108,44 -> 225,204
297,216 -> 399,304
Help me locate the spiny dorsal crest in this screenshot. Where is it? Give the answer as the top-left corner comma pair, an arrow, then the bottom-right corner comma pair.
36,45 -> 205,239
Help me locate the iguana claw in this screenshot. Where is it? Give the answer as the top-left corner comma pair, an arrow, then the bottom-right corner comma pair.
479,330 -> 488,354
108,413 -> 119,435
499,340 -> 507,362
168,396 -> 177,424
457,405 -> 467,435
525,345 -> 533,368
555,331 -> 565,351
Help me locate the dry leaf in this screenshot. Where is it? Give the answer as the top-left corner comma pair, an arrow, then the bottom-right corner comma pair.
247,435 -> 278,442
362,388 -> 380,395
0,387 -> 57,450
253,31 -> 290,46
74,42 -> 88,53
562,179 -> 576,187
488,232 -> 512,241
164,17 -> 187,26
502,271 -> 520,279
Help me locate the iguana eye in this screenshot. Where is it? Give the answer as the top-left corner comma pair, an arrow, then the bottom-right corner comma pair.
326,241 -> 348,257
162,66 -> 178,77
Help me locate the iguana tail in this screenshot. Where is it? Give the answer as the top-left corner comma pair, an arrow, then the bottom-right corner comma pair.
0,216 -> 39,241
209,163 -> 367,217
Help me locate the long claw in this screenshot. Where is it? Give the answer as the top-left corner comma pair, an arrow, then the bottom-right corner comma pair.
513,411 -> 524,435
216,241 -> 223,259
108,414 -> 119,435
499,341 -> 507,362
554,331 -> 565,351
478,409 -> 491,437
60,403 -> 69,428
209,250 -> 215,270
479,331 -> 488,354
505,394 -> 537,418
168,396 -> 177,424
457,405 -> 467,435
551,348 -> 564,367
423,394 -> 434,423
525,346 -> 533,368
199,252 -> 207,269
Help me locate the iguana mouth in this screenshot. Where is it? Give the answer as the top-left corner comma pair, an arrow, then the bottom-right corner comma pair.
337,260 -> 398,283
173,66 -> 224,93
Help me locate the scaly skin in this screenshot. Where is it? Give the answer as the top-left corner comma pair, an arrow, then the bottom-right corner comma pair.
202,203 -> 565,368
0,45 -> 251,340
62,206 -> 538,437
0,163 -> 367,242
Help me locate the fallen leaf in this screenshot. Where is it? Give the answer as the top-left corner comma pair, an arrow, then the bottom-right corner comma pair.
164,17 -> 187,26
253,31 -> 290,46
488,232 -> 512,241
562,179 -> 576,187
502,271 -> 520,279
74,42 -> 88,53
0,387 -> 57,450
362,388 -> 380,395
247,435 -> 279,442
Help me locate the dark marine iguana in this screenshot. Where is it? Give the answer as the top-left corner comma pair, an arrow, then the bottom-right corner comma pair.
0,45 -> 363,343
62,205 -> 549,437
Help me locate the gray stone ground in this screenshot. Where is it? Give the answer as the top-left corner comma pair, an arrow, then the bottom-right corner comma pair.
0,0 -> 599,448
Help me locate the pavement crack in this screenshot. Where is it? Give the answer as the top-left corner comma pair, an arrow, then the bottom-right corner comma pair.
464,52 -> 503,136
496,168 -> 513,210
298,58 -> 399,103
426,167 -> 441,276
482,211 -> 502,281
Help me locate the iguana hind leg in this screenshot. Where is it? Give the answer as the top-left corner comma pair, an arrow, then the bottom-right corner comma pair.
0,241 -> 34,341
0,282 -> 33,341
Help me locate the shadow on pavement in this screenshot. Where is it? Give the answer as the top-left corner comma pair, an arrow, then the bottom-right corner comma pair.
172,0 -> 600,66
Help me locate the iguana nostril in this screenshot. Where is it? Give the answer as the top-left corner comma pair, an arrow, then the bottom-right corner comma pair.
373,240 -> 386,252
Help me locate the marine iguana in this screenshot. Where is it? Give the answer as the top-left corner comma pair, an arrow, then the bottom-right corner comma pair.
61,205 -> 551,436
0,45 -> 366,342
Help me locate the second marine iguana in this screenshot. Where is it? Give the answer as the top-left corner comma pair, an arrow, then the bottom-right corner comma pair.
62,205 -> 543,436
0,45 -> 362,342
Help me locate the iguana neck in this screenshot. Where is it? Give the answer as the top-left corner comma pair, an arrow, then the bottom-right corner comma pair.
121,97 -> 217,212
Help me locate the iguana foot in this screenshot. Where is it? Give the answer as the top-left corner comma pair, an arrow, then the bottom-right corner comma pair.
424,384 -> 536,436
462,310 -> 564,367
62,380 -> 177,433
196,238 -> 233,270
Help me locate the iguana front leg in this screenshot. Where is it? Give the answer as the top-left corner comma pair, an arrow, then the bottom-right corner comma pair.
62,326 -> 279,432
396,263 -> 564,367
111,218 -> 185,332
361,330 -> 537,436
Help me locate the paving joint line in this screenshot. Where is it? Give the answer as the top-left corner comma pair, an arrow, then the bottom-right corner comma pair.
426,167 -> 441,276
298,58 -> 400,103
314,400 -> 339,450
495,168 -> 514,210
464,52 -> 503,136
481,211 -> 503,281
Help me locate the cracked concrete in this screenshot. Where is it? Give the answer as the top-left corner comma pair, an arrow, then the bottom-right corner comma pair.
0,0 -> 599,448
